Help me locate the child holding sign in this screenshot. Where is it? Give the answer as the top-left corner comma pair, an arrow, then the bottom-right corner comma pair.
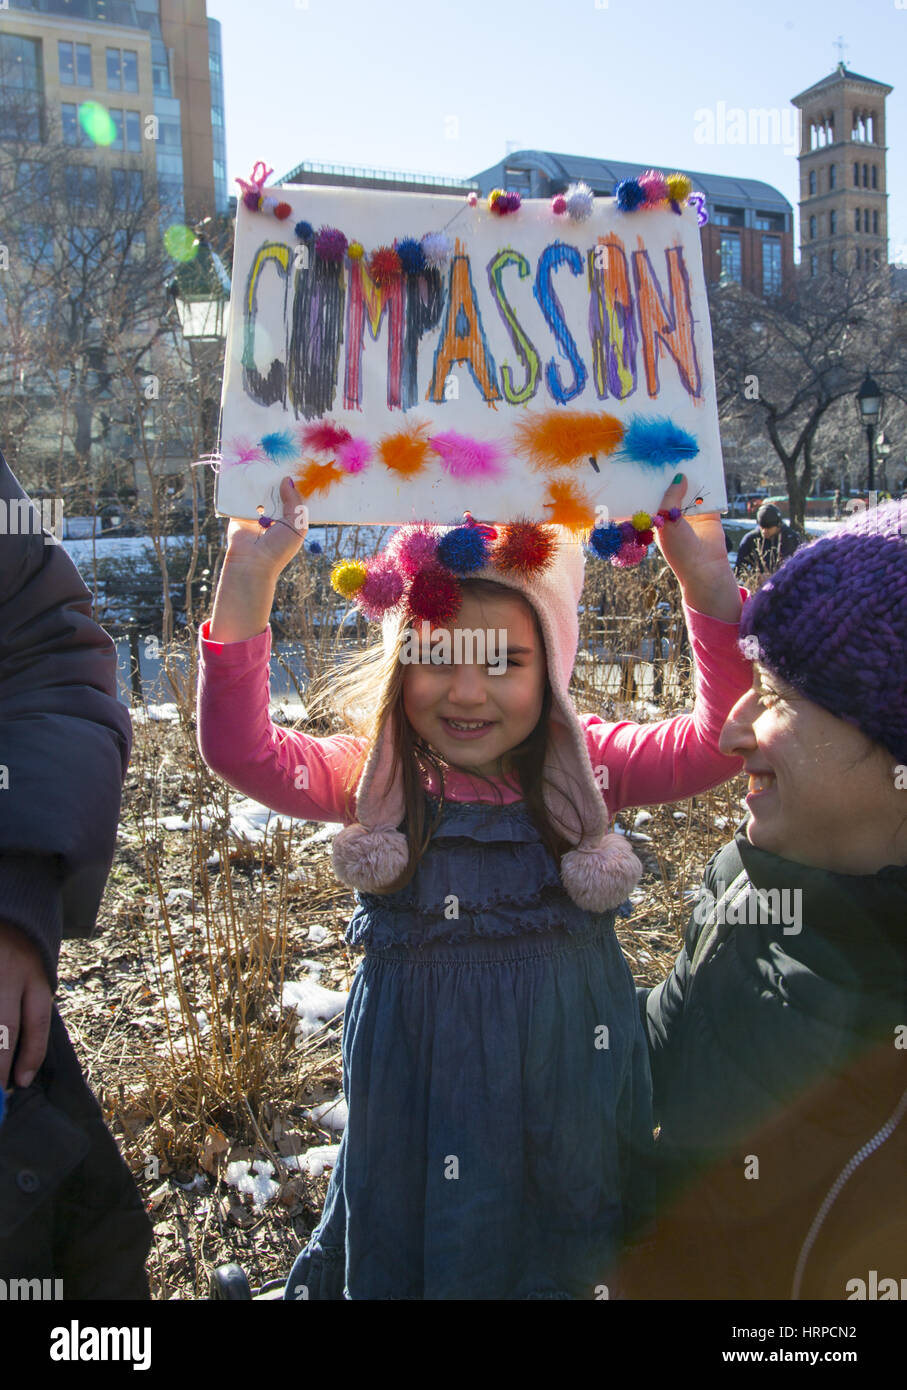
197,474 -> 750,1299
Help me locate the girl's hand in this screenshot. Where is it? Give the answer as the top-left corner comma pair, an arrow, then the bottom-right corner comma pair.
653,475 -> 742,622
223,476 -> 309,578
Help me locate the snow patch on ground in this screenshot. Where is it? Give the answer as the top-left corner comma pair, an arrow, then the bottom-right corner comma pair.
305,1097 -> 348,1134
282,978 -> 348,1040
224,1159 -> 281,1209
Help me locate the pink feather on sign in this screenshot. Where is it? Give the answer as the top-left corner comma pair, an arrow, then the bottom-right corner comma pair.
299,420 -> 353,452
222,438 -> 265,466
428,431 -> 507,479
337,437 -> 373,473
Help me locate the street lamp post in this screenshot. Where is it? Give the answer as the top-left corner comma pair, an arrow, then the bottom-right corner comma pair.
168,231 -> 231,551
855,372 -> 883,493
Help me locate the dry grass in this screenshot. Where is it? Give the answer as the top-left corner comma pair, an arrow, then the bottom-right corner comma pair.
57,552 -> 747,1299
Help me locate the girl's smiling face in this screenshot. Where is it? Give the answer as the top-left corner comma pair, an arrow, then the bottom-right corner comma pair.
401,588 -> 547,780
718,662 -> 907,873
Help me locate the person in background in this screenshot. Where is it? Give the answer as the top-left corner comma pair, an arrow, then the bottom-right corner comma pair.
734,502 -> 801,579
0,448 -> 152,1298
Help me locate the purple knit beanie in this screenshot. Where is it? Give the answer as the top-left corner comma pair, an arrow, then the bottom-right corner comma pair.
739,501 -> 907,765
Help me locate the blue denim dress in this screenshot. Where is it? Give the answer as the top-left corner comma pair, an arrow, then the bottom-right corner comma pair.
284,792 -> 654,1300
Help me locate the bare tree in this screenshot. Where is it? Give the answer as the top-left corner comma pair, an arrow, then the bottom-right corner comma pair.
710,264 -> 907,528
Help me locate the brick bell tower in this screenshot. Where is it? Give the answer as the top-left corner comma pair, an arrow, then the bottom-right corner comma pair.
792,59 -> 892,277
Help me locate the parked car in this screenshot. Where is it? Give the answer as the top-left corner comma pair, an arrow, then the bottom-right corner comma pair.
727,492 -> 770,517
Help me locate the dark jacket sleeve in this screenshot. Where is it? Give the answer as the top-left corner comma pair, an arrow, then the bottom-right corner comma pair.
0,450 -> 132,991
640,847 -> 725,1126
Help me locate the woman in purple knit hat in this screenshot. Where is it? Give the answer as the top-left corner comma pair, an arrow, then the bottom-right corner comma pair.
624,500 -> 907,1301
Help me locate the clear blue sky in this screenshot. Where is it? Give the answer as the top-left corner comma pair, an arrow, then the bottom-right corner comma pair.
207,0 -> 906,262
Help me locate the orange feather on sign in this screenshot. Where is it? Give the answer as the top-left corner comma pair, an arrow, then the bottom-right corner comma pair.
513,410 -> 624,470
377,419 -> 434,478
541,479 -> 597,534
295,457 -> 345,496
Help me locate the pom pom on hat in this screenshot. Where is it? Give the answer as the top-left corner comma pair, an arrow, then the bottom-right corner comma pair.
407,563 -> 462,625
295,219 -> 314,240
437,525 -> 490,573
357,558 -> 406,620
330,559 -> 368,598
348,240 -> 365,260
274,201 -> 292,220
494,520 -> 557,576
613,540 -> 649,567
386,523 -> 441,577
552,194 -> 568,215
332,822 -> 410,894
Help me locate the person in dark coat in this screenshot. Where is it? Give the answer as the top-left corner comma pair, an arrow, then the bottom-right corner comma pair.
621,500 -> 907,1300
734,502 -> 801,578
0,448 -> 152,1298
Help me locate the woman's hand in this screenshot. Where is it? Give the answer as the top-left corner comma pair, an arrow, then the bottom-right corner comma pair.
223,476 -> 309,579
653,475 -> 743,623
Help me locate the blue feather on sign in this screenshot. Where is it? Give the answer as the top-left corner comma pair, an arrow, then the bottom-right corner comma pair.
620,417 -> 699,468
260,430 -> 297,462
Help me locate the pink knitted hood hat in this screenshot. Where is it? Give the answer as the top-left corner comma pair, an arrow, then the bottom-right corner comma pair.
329,515 -> 643,913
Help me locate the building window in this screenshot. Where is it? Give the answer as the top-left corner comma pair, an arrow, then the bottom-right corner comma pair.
211,104 -> 224,128
65,165 -> 98,205
873,210 -> 879,235
209,51 -> 221,75
855,247 -> 861,269
830,249 -> 838,272
829,210 -> 837,235
713,206 -> 744,228
809,214 -> 817,240
60,41 -> 92,87
762,237 -> 782,297
112,167 -> 143,208
854,208 -> 861,232
122,51 -> 138,93
66,226 -> 103,272
810,254 -> 818,277
808,169 -> 816,195
863,163 -> 869,186
15,159 -> 51,198
718,233 -> 741,284
829,163 -> 836,189
0,33 -> 44,142
864,208 -> 871,232
107,48 -> 137,92
153,61 -> 171,96
853,161 -> 859,186
871,165 -> 878,189
213,157 -> 226,182
20,222 -> 55,270
125,109 -> 141,151
62,103 -> 92,148
113,228 -> 146,263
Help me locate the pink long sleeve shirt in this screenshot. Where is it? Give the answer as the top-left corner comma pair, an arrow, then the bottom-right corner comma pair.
196,586 -> 752,824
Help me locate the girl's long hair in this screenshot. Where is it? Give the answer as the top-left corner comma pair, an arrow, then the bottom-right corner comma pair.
303,577 -> 587,895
